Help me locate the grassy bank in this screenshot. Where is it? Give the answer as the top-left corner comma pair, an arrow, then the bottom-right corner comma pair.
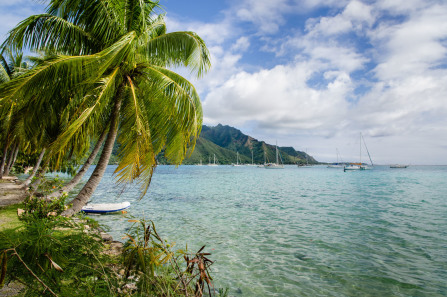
0,180 -> 226,297
0,204 -> 23,231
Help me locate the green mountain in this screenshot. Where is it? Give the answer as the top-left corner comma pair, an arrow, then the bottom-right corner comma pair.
177,124 -> 317,165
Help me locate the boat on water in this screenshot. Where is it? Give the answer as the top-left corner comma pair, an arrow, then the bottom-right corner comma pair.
344,163 -> 362,171
257,150 -> 267,167
265,142 -> 284,169
344,133 -> 374,172
390,164 -> 408,168
232,152 -> 243,166
81,201 -> 130,214
298,148 -> 312,167
328,148 -> 343,168
207,154 -> 218,166
246,149 -> 257,166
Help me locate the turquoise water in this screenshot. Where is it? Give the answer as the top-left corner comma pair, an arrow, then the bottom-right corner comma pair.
86,165 -> 447,296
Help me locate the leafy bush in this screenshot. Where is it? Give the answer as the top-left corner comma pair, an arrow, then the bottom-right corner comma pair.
0,216 -> 117,296
0,213 -> 227,296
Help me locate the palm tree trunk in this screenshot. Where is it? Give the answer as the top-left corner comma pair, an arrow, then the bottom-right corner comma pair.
0,141 -> 9,178
62,96 -> 122,217
3,142 -> 18,177
22,148 -> 46,187
5,141 -> 19,175
28,158 -> 50,193
47,126 -> 108,199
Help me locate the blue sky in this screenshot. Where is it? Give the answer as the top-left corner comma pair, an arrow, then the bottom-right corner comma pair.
1,0 -> 447,165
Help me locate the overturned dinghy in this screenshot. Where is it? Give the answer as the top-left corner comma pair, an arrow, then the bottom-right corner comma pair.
81,201 -> 130,214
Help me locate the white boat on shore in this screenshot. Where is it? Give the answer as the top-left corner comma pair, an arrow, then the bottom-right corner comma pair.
81,201 -> 130,214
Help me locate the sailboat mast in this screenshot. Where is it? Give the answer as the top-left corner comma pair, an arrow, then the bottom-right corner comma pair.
362,134 -> 374,166
276,141 -> 279,164
359,133 -> 362,164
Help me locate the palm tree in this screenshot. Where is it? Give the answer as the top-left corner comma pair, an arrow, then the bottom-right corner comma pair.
0,48 -> 30,178
1,0 -> 210,215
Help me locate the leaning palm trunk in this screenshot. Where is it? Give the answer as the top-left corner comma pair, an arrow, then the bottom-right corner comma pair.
0,142 -> 9,178
47,127 -> 108,199
3,142 -> 18,177
5,142 -> 20,175
28,158 -> 50,192
62,97 -> 122,217
22,148 -> 45,187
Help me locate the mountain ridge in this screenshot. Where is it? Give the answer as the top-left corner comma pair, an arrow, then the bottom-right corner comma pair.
175,124 -> 318,165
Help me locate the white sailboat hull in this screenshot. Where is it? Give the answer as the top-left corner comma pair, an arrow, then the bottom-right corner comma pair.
81,201 -> 130,214
327,164 -> 343,168
344,165 -> 361,171
264,163 -> 284,169
390,165 -> 408,168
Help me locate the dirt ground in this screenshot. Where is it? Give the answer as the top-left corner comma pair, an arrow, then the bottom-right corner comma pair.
0,176 -> 27,207
0,176 -> 27,296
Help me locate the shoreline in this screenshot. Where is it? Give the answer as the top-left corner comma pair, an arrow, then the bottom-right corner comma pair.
0,176 -> 124,296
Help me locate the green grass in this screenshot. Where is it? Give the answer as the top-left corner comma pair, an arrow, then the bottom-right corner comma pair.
0,203 -> 24,231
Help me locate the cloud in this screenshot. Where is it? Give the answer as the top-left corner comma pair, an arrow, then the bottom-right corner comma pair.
203,62 -> 352,135
196,0 -> 447,164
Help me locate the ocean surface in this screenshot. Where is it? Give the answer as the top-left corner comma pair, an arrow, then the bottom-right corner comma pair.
81,165 -> 447,296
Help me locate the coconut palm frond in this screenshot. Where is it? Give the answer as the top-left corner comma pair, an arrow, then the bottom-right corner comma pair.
138,65 -> 202,164
2,14 -> 99,55
114,75 -> 156,196
0,62 -> 9,84
48,67 -> 120,157
145,31 -> 211,77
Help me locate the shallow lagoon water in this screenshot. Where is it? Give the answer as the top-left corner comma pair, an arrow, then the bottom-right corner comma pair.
84,165 -> 447,296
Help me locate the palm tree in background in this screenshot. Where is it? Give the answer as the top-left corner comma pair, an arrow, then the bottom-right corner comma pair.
0,0 -> 210,215
0,48 -> 31,178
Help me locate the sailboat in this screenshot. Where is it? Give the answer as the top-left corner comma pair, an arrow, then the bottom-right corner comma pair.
327,148 -> 343,168
298,149 -> 312,167
264,142 -> 284,169
232,152 -> 243,166
207,154 -> 218,166
197,158 -> 203,166
344,133 -> 373,172
246,149 -> 256,166
257,150 -> 266,168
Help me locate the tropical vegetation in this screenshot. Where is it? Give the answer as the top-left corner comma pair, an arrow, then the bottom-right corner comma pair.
0,0 -> 210,215
0,0 -> 223,295
0,201 -> 222,296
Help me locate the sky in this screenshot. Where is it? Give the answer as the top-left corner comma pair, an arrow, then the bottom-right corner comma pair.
1,0 -> 447,165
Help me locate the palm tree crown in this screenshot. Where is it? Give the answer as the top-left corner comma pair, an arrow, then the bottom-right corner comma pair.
0,0 -> 211,212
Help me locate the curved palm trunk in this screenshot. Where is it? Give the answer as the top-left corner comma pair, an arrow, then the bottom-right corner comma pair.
47,127 -> 108,199
22,148 -> 45,187
62,97 -> 122,217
